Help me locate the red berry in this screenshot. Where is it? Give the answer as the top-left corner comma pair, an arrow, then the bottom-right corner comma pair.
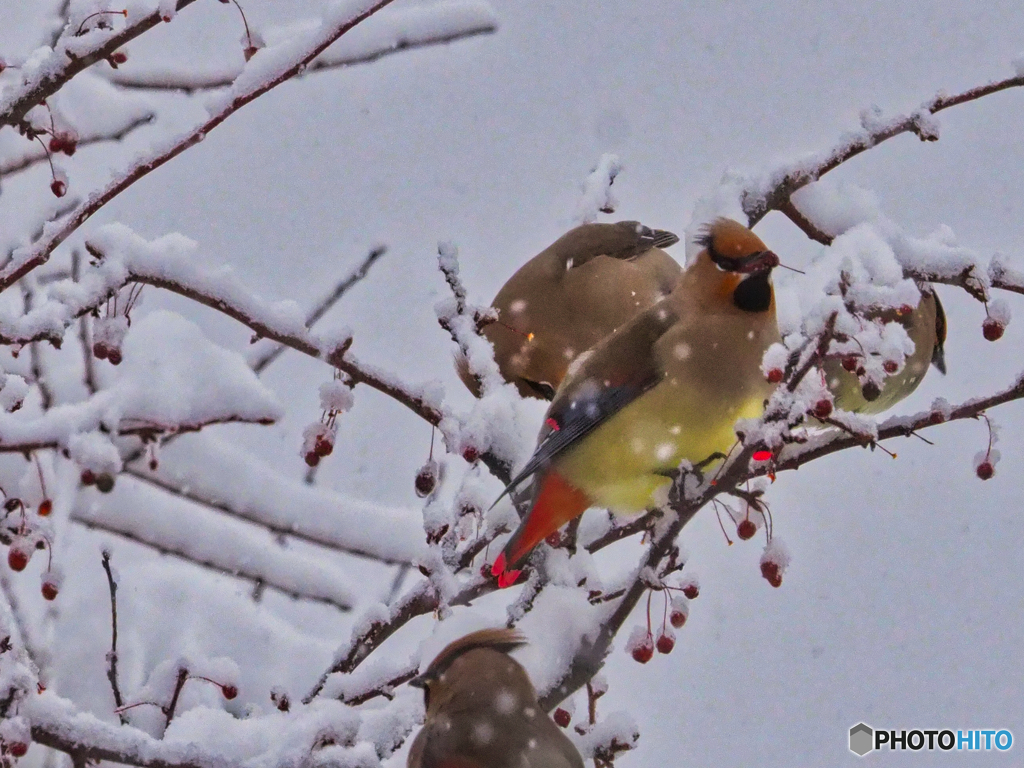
976,461 -> 994,481
107,348 -> 122,365
221,684 -> 238,700
861,381 -> 881,402
883,360 -> 899,375
545,531 -> 561,547
8,742 -> 27,758
752,450 -> 772,462
812,399 -> 833,419
682,584 -> 699,600
48,137 -> 62,152
81,469 -> 96,486
41,581 -> 58,601
461,445 -> 479,464
983,318 -> 1004,342
304,451 -> 320,467
841,355 -> 858,372
656,632 -> 675,654
761,560 -> 783,587
415,461 -> 438,497
314,437 -> 333,457
162,15 -> 172,22
553,708 -> 571,728
93,342 -> 108,360
766,368 -> 783,384
50,179 -> 66,198
38,500 -> 52,517
110,51 -> 128,64
898,304 -> 913,316
8,549 -> 28,572
670,610 -> 687,628
631,641 -> 654,664
736,519 -> 756,540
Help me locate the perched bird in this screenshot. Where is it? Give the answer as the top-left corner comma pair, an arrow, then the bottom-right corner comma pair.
458,221 -> 681,400
492,219 -> 782,584
824,286 -> 946,414
408,628 -> 584,768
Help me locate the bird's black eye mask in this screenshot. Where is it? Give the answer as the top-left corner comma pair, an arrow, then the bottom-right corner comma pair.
732,271 -> 773,313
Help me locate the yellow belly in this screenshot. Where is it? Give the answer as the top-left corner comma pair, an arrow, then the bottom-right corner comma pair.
557,381 -> 766,513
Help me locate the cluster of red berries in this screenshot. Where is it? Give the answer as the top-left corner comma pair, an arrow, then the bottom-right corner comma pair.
628,579 -> 699,663
302,423 -> 336,467
80,469 -> 116,493
92,340 -> 122,365
2,497 -> 60,601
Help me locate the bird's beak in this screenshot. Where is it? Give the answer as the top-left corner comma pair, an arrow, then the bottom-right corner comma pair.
408,674 -> 428,689
931,345 -> 947,375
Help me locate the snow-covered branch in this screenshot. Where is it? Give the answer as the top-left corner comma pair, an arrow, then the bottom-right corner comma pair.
741,69 -> 1024,226
0,0 -> 401,294
0,1 -> 201,131
104,1 -> 498,93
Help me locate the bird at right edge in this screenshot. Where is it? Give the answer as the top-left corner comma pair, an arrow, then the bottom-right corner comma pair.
492,218 -> 783,587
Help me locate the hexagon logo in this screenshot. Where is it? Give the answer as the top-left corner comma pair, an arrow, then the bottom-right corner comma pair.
850,723 -> 874,756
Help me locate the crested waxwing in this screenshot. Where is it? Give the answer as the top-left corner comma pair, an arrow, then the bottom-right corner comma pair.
407,628 -> 584,768
824,285 -> 946,414
459,221 -> 682,400
491,219 -> 782,584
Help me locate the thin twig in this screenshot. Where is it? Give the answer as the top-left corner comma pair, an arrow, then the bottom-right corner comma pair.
0,113 -> 154,178
163,668 -> 189,729
106,21 -> 497,92
101,550 -> 128,724
251,245 -> 387,374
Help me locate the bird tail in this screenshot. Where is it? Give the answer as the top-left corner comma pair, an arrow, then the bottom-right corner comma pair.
492,470 -> 590,588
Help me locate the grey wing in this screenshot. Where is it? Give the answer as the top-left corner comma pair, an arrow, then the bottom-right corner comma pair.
492,300 -> 679,505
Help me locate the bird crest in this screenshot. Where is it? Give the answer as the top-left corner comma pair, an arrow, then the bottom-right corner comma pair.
416,628 -> 527,684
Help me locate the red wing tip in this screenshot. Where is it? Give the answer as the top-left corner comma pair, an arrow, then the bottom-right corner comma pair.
491,552 -> 507,577
497,569 -> 522,589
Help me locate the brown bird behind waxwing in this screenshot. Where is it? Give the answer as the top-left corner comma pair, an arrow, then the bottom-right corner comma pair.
824,284 -> 946,414
408,628 -> 583,768
458,221 -> 681,400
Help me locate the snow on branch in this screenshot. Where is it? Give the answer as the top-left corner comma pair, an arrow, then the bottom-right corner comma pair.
0,0 -> 402,294
0,225 -> 443,428
123,434 -> 426,566
740,69 -> 1024,227
105,1 -> 498,93
71,478 -> 359,612
0,1 -> 202,131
